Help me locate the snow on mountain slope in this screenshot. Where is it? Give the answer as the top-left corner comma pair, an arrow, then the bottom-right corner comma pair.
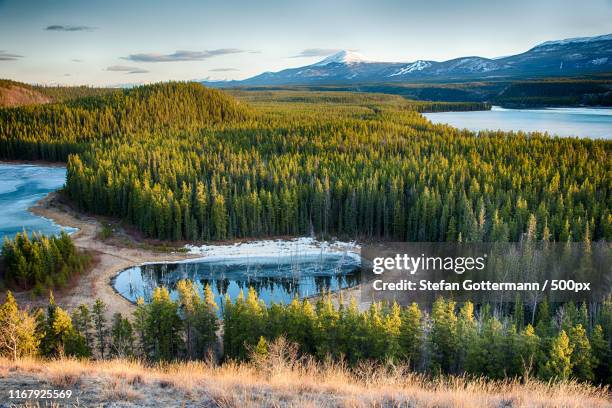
389,60 -> 432,76
313,50 -> 370,66
206,34 -> 612,87
443,57 -> 503,73
533,33 -> 612,50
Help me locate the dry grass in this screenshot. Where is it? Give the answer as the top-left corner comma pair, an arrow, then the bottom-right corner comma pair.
0,342 -> 610,408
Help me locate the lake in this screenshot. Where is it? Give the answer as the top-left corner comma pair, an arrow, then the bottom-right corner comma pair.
0,163 -> 77,241
113,252 -> 362,310
424,106 -> 612,139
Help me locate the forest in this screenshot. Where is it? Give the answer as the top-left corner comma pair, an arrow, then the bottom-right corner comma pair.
227,76 -> 612,107
1,287 -> 610,385
0,81 -> 609,390
0,232 -> 92,295
0,82 -> 609,243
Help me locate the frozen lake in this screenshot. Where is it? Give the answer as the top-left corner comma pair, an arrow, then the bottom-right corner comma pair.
0,163 -> 77,241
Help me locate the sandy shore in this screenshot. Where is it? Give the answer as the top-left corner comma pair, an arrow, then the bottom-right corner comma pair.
12,191 -> 366,318
24,192 -> 198,318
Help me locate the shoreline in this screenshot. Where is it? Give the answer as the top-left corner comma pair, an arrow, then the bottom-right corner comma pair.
23,192 -> 198,318
22,191 -> 365,316
0,159 -> 67,168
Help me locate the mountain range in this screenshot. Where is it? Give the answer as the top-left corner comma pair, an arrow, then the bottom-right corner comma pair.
208,34 -> 612,87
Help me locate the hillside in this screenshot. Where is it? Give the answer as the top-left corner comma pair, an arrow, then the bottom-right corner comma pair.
0,80 -> 51,107
0,79 -> 117,108
0,82 -> 251,161
1,354 -> 610,407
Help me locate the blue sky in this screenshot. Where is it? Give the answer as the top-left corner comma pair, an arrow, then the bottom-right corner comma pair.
1,0 -> 610,86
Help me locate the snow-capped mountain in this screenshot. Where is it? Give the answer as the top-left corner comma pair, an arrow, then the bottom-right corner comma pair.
313,50 -> 370,66
207,33 -> 612,87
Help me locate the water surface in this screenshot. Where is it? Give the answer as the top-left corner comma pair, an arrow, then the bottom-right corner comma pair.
424,106 -> 611,139
113,253 -> 361,310
0,163 -> 77,240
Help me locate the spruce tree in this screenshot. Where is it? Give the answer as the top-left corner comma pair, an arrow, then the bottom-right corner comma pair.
0,292 -> 40,359
543,330 -> 574,380
92,299 -> 108,358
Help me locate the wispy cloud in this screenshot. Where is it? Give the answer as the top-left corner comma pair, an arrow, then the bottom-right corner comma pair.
106,65 -> 149,74
210,68 -> 240,72
45,25 -> 96,32
290,48 -> 342,58
0,51 -> 23,61
124,49 -> 248,62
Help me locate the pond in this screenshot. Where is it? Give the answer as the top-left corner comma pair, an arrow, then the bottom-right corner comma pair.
423,106 -> 612,139
0,163 -> 77,240
113,249 -> 362,310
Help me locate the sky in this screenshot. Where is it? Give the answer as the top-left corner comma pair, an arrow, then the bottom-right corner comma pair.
0,0 -> 611,86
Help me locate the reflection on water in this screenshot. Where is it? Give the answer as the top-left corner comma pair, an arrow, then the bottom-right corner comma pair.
113,253 -> 361,311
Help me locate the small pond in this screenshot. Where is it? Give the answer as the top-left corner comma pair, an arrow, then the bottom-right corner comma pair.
113,252 -> 361,310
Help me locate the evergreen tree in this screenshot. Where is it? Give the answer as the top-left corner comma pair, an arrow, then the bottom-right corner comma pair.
72,304 -> 93,352
569,324 -> 594,381
543,330 -> 574,380
590,324 -> 611,385
92,299 -> 108,358
0,292 -> 40,359
429,297 -> 458,373
110,313 -> 134,358
399,302 -> 423,369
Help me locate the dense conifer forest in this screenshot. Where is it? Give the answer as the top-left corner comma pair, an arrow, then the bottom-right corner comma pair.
1,289 -> 610,384
0,81 -> 610,387
1,232 -> 91,294
0,82 -> 610,243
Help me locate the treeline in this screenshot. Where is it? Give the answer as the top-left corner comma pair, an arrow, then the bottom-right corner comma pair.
1,232 -> 91,295
1,82 -> 610,243
228,89 -> 490,112
1,287 -> 610,384
494,79 -> 612,108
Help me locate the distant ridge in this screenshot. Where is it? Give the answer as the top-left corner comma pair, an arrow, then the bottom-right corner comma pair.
207,33 -> 612,87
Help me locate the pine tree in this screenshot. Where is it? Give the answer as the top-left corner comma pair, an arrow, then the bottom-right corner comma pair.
590,324 -> 611,385
92,299 -> 108,358
569,324 -> 594,381
110,313 -> 134,358
0,292 -> 40,359
399,302 -> 423,369
457,301 -> 477,373
252,335 -> 269,360
517,324 -> 540,379
429,297 -> 458,373
71,304 -> 93,352
144,287 -> 183,361
543,330 -> 574,380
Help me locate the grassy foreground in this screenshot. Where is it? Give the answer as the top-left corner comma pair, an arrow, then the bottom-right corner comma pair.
1,340 -> 610,408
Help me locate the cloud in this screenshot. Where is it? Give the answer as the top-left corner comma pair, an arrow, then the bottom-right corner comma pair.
210,68 -> 240,72
124,49 -> 248,62
106,65 -> 149,74
0,51 -> 23,61
290,48 -> 343,58
72,59 -> 82,63
45,25 -> 96,32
